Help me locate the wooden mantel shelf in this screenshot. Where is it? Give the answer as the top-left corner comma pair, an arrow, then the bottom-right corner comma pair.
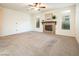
42,21 -> 56,24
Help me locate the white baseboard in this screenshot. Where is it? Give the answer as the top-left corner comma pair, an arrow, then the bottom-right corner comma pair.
0,35 -> 6,37
0,31 -> 33,37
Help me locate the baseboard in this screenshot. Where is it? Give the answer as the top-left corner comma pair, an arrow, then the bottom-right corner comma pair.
56,33 -> 75,37
0,35 -> 6,37
0,31 -> 33,37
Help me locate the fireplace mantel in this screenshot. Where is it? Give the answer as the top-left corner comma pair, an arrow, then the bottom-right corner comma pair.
42,21 -> 56,24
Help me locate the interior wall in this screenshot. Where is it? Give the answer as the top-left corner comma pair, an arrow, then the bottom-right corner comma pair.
0,5 -> 76,37
33,5 -> 75,37
76,4 -> 79,43
0,7 -> 33,36
33,13 -> 44,32
0,7 -> 4,36
55,5 -> 75,37
30,14 -> 36,31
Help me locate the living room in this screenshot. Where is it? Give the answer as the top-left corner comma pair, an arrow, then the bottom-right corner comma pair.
0,3 -> 79,56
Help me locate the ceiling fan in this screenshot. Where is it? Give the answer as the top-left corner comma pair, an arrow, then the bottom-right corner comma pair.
27,3 -> 47,10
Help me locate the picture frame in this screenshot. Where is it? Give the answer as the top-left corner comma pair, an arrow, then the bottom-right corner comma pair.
45,13 -> 53,20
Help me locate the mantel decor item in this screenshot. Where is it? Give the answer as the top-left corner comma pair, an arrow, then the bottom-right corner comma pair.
45,13 -> 53,20
52,15 -> 56,19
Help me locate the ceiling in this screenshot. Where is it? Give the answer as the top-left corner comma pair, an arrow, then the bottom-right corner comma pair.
0,3 -> 75,14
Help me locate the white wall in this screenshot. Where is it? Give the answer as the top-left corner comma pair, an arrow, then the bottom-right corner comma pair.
0,7 -> 4,36
33,5 -> 75,37
55,5 -> 75,37
0,7 -> 33,36
33,14 -> 44,32
76,4 -> 79,43
0,5 -> 76,37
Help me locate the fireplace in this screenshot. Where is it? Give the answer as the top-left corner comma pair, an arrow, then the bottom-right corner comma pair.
45,25 -> 53,31
42,21 -> 56,34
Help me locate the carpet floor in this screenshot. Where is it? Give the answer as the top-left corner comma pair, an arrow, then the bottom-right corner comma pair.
0,32 -> 79,56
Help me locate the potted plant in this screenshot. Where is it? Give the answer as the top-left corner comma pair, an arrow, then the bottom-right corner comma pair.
52,15 -> 56,19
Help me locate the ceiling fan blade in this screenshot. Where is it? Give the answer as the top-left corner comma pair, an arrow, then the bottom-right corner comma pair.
28,5 -> 33,6
39,6 -> 46,8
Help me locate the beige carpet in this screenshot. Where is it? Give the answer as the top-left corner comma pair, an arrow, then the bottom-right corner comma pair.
0,32 -> 79,56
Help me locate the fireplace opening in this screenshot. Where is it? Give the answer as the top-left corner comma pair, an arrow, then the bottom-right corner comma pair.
45,25 -> 53,31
